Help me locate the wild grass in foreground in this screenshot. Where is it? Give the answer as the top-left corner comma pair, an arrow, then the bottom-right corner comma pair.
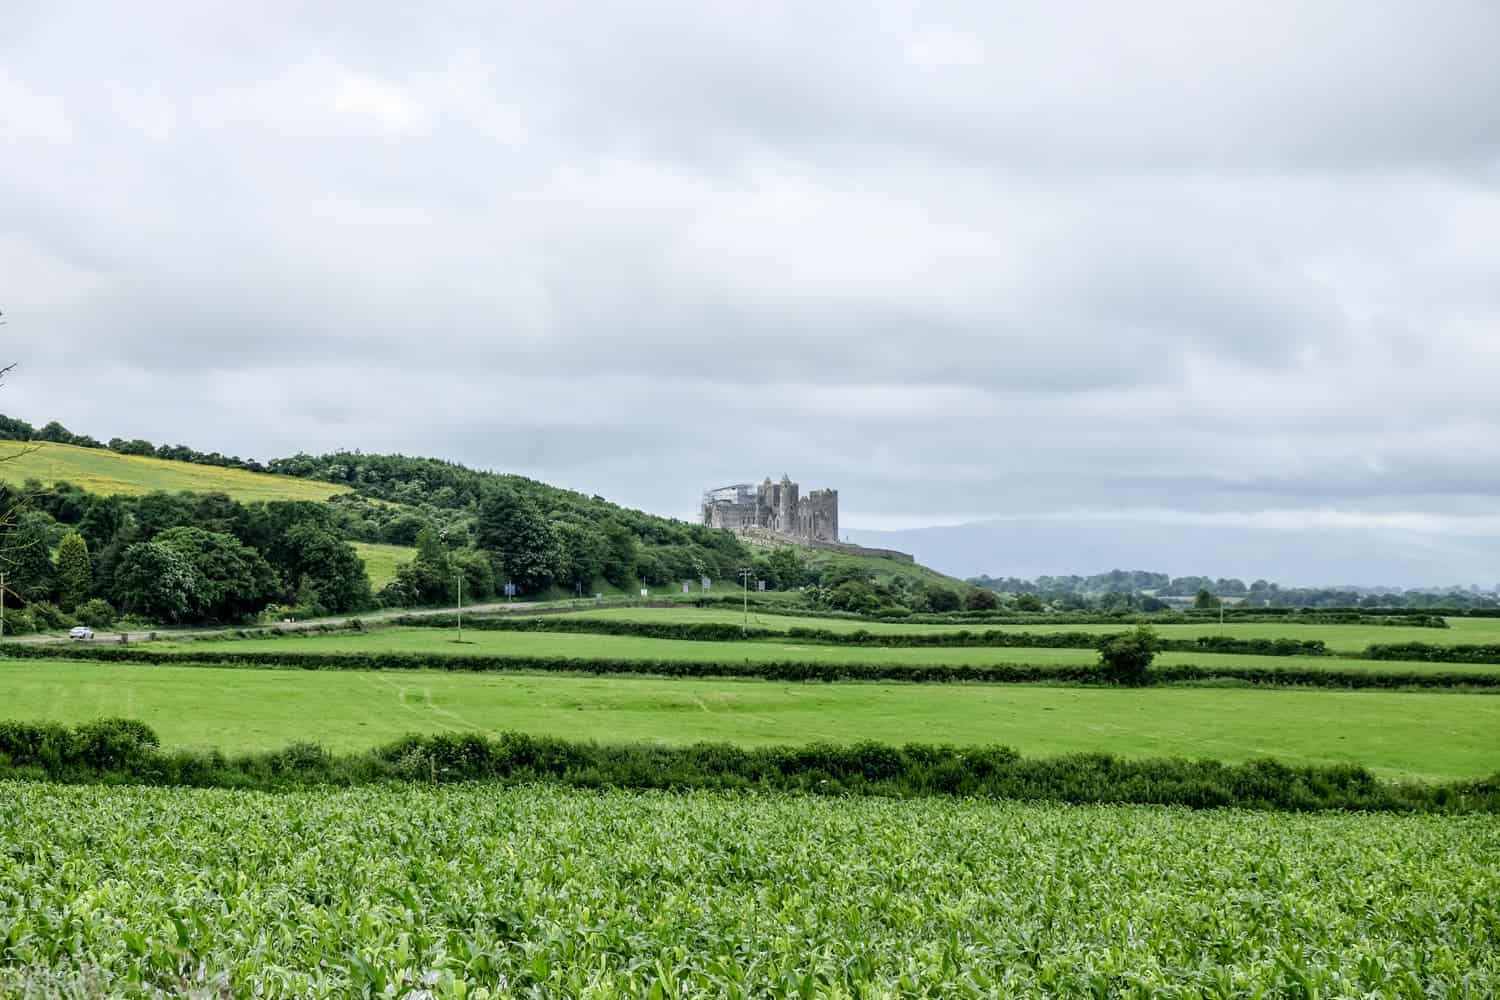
1,782 -> 1496,997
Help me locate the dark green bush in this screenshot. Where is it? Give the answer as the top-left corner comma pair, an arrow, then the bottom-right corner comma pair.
74,598 -> 117,629
27,601 -> 68,630
1097,626 -> 1158,685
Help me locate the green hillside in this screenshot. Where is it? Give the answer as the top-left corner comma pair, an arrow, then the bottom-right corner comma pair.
0,441 -> 347,503
349,542 -> 415,590
0,421 -> 970,626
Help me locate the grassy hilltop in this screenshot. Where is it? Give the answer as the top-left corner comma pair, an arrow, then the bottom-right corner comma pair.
0,440 -> 347,503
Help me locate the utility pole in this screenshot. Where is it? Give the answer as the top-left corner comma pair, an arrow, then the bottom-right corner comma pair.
455,571 -> 463,642
1,571 -> 5,640
738,567 -> 753,636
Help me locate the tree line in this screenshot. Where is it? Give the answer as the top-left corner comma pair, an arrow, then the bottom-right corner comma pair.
970,569 -> 1500,611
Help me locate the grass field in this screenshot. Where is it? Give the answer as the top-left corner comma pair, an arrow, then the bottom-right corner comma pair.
349,541 -> 414,590
0,440 -> 347,503
798,547 -> 964,588
3,660 -> 1495,778
547,605 -> 1500,651
147,624 -> 1500,675
5,784 -> 1494,996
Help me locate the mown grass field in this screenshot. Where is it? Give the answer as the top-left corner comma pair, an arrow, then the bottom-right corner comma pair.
349,541 -> 414,590
549,604 -> 1500,651
0,440 -> 346,502
148,625 -> 1500,675
5,783 -> 1495,996
3,660 -> 1495,778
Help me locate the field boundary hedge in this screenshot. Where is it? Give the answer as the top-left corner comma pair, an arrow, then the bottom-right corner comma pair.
1364,642 -> 1500,664
0,719 -> 1493,813
4,641 -> 1497,689
390,614 -> 1335,657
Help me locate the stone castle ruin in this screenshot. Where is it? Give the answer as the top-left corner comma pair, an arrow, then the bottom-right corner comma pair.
702,475 -> 839,544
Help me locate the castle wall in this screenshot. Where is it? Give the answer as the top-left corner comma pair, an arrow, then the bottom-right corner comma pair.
703,476 -> 841,546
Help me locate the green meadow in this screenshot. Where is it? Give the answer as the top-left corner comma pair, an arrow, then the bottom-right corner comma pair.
548,605 -> 1500,651
148,624 -> 1500,675
2,660 -> 1495,779
349,542 -> 415,590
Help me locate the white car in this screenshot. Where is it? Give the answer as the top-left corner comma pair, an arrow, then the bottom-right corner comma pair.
68,626 -> 94,640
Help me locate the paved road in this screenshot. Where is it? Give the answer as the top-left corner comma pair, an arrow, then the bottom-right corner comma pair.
5,598 -> 553,647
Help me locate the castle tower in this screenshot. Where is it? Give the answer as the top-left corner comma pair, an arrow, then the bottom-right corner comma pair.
778,474 -> 797,536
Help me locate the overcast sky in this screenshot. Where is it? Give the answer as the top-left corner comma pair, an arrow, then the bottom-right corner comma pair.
4,2 -> 1499,582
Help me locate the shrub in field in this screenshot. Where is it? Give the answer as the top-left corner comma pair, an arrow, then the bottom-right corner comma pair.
0,607 -> 36,635
25,599 -> 67,630
73,597 -> 117,629
1097,625 -> 1158,685
69,717 -> 160,771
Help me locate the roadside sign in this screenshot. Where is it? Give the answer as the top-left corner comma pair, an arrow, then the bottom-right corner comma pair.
758,580 -> 766,592
641,588 -> 649,597
701,576 -> 711,591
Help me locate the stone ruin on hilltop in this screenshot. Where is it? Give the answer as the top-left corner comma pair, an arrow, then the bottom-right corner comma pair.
700,475 -> 839,543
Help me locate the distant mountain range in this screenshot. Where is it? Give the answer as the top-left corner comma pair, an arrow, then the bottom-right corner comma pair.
846,516 -> 1500,591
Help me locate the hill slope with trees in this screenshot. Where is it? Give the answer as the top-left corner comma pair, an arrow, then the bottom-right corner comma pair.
0,415 -> 969,631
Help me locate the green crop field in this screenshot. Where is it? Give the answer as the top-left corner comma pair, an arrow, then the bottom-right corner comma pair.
3,660 -> 1495,778
146,624 -> 1500,675
2,782 -> 1495,996
350,541 -> 414,590
0,440 -> 347,503
547,604 -> 1500,651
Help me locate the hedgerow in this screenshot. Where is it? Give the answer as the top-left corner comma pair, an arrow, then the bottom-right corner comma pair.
1364,642 -> 1500,664
3,641 -> 1495,689
393,614 -> 1333,656
0,719 -> 1494,812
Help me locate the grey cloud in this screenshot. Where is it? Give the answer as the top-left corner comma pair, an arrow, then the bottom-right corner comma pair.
3,0 -> 1500,583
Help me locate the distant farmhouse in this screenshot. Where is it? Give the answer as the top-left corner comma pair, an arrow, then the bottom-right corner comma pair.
702,475 -> 839,543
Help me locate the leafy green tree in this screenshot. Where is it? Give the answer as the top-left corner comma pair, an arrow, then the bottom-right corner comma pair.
1097,625 -> 1158,685
390,525 -> 453,605
414,525 -> 449,570
1193,588 -> 1221,610
1,511 -> 58,604
923,584 -> 962,613
282,522 -> 372,614
77,495 -> 127,551
554,522 -> 604,593
157,526 -> 279,622
113,541 -> 198,623
764,546 -> 806,590
964,588 -> 1000,611
477,487 -> 561,593
1014,593 -> 1044,613
599,522 -> 638,587
380,513 -> 428,546
115,527 -> 278,624
56,531 -> 92,611
452,548 -> 495,600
